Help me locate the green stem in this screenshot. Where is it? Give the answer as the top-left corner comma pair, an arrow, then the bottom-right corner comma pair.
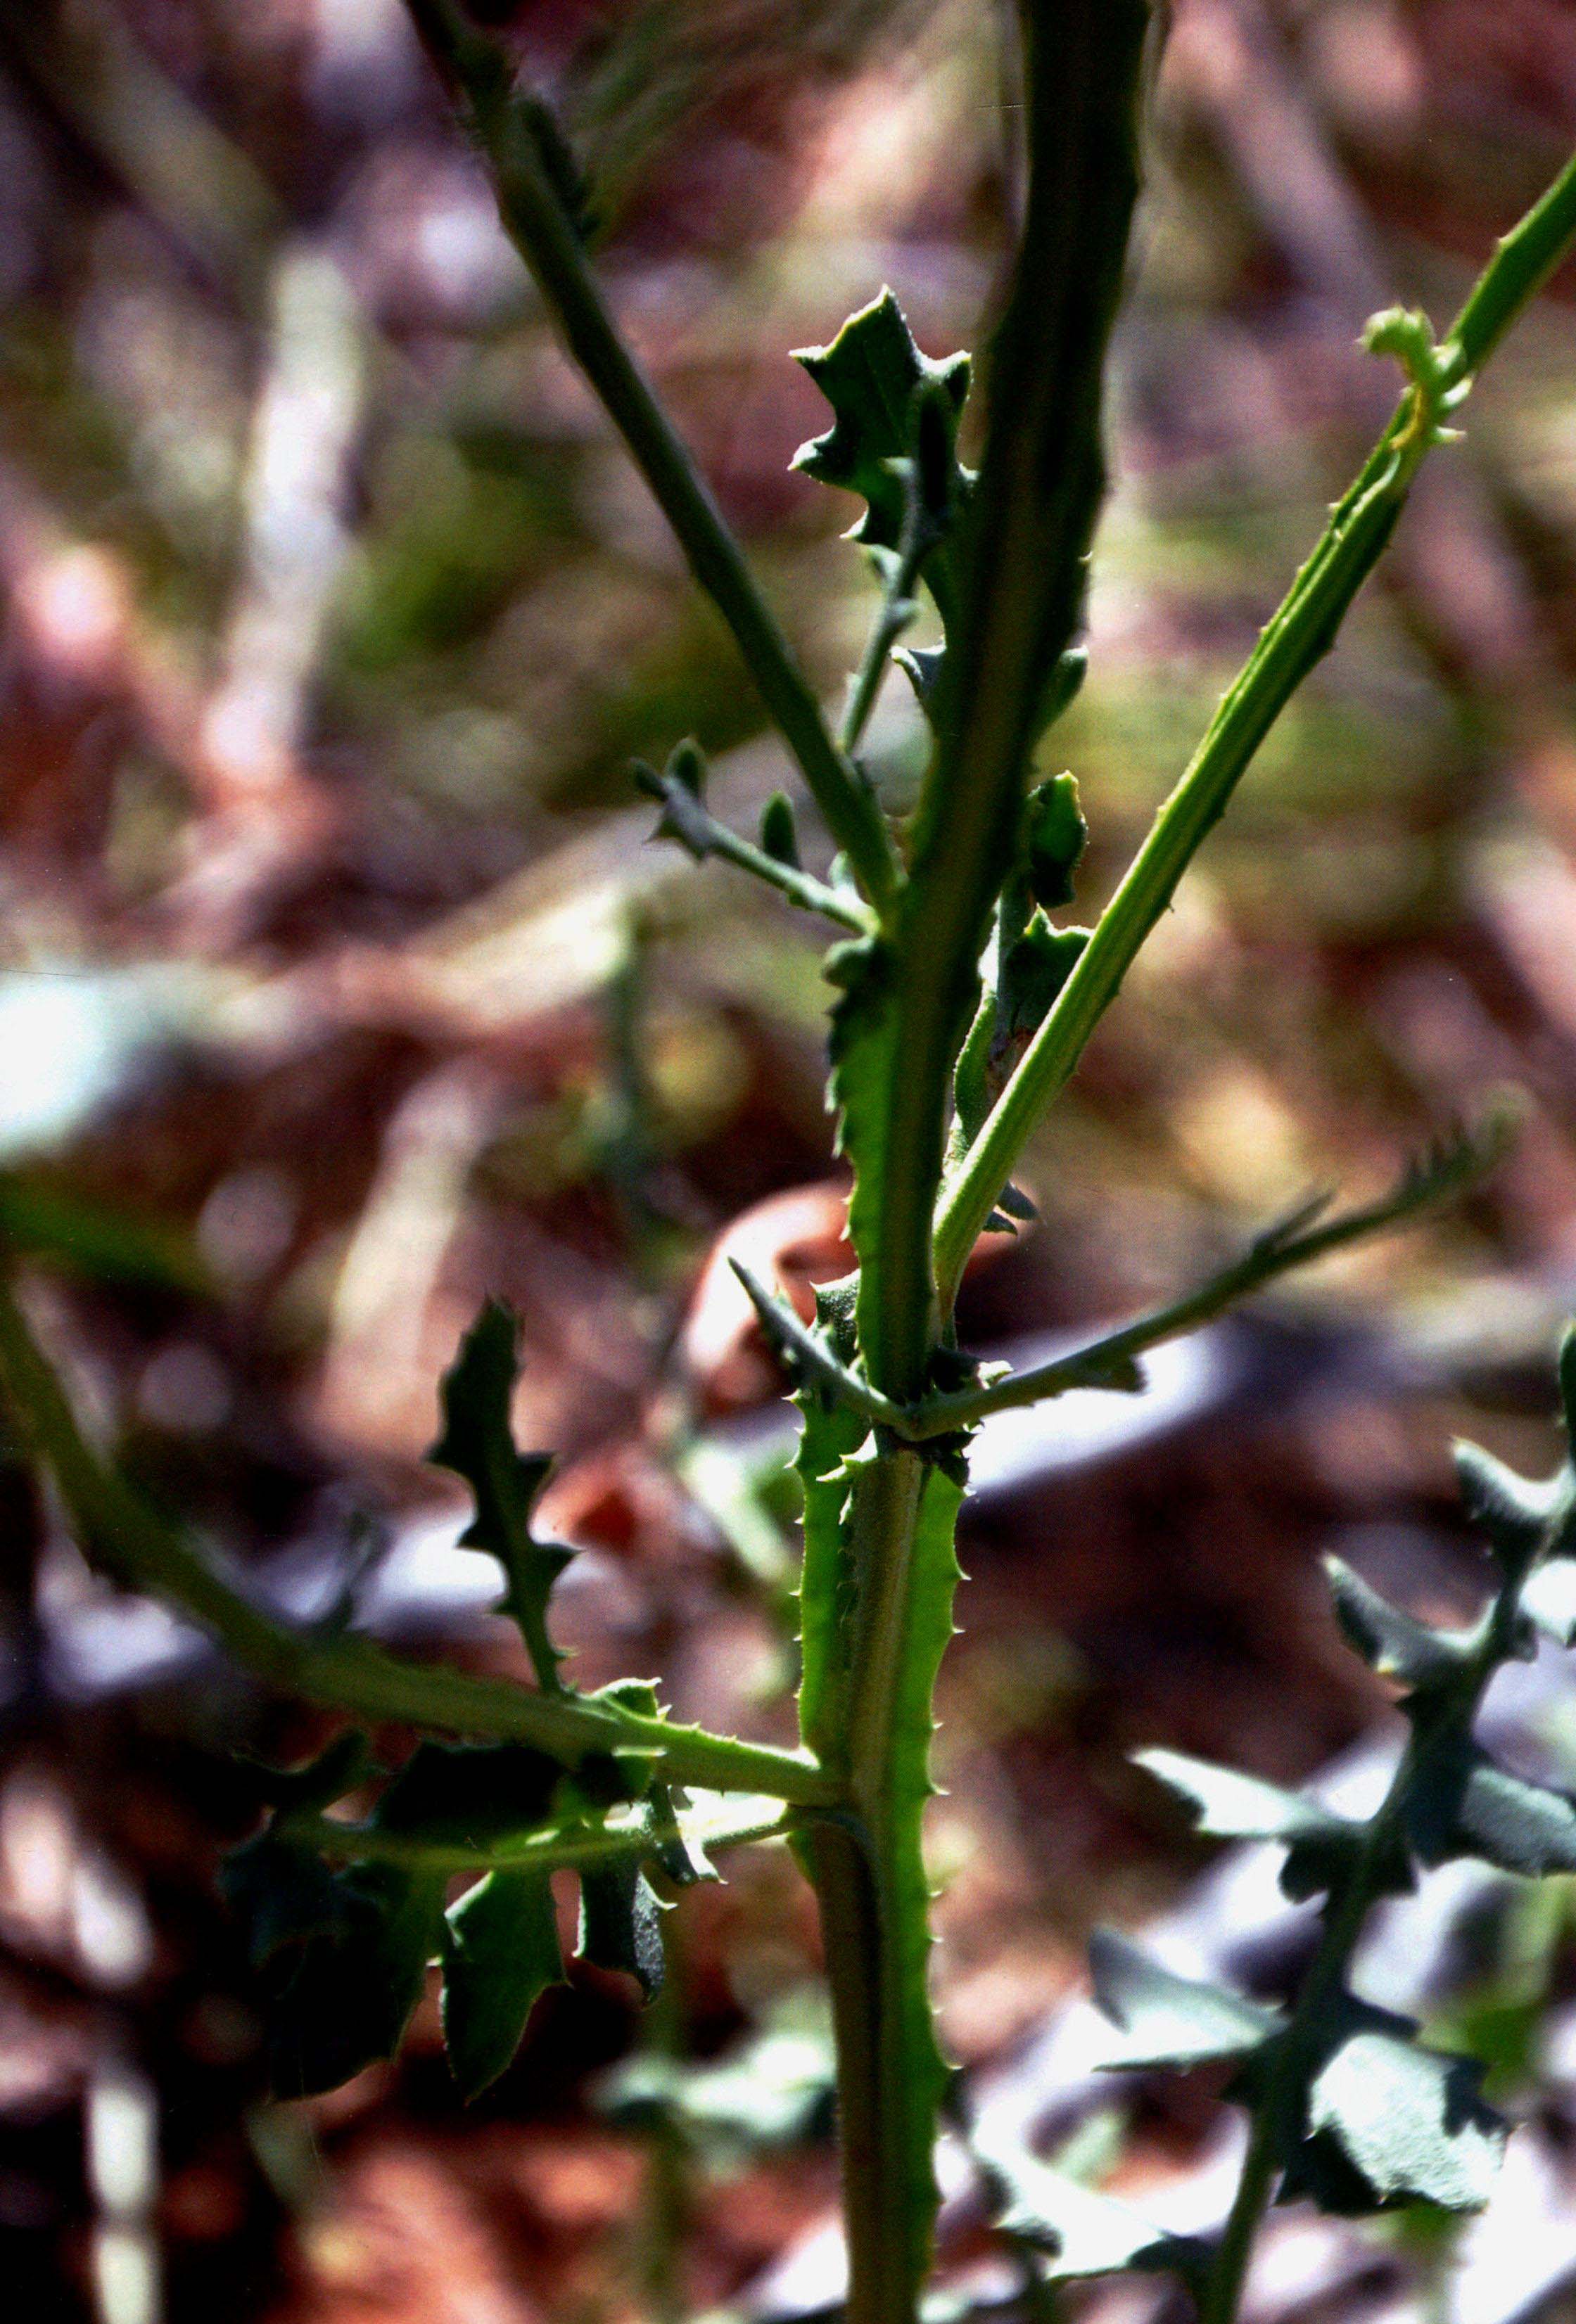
402,0 -> 897,910
839,494 -> 935,758
637,773 -> 874,931
1197,1873 -> 1369,2324
858,0 -> 1150,1396
291,1795 -> 795,1876
934,144 -> 1576,1306
804,1447 -> 956,2324
910,1121 -> 1504,1437
688,820 -> 872,931
0,1275 -> 832,1806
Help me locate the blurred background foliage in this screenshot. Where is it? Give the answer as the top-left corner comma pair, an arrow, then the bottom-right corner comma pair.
7,3 -> 1576,2320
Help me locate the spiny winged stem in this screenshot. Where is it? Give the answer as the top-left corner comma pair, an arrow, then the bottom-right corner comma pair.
795,9 -> 1153,2320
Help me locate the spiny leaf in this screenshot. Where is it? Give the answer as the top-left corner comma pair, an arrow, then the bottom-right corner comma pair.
1089,1930 -> 1282,2070
1291,2019 -> 1506,2214
1134,1747 -> 1366,1900
1324,1557 -> 1478,1693
1020,772 -> 1088,912
1453,1439 -> 1563,1580
579,1858 -> 666,1998
1407,1737 -> 1576,1877
430,1298 -> 573,1690
984,2135 -> 1198,2283
634,738 -> 711,859
792,288 -> 971,572
1136,1748 -> 1354,1845
442,1868 -> 564,2099
264,1861 -> 445,2100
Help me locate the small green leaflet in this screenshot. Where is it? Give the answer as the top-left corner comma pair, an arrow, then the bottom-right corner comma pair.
982,2129 -> 1197,2285
792,288 -> 971,592
1289,2014 -> 1505,2214
443,1870 -> 564,2100
260,1859 -> 446,2100
431,1298 -> 573,1689
1019,770 -> 1088,913
580,1858 -> 666,1998
759,791 -> 800,869
1323,1557 -> 1478,1694
1452,1438 -> 1565,1580
1089,1930 -> 1282,2071
1405,1735 -> 1576,1877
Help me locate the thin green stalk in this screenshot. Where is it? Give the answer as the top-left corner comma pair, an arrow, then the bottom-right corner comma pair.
633,766 -> 874,931
291,1796 -> 796,1876
402,0 -> 897,909
934,145 -> 1576,1306
909,1123 -> 1502,1436
0,1275 -> 832,1806
839,486 -> 936,757
682,819 -> 872,931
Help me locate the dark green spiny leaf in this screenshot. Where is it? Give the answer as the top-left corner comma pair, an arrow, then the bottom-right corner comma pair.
442,1868 -> 564,2099
234,1730 -> 374,1815
579,1858 -> 666,1998
1292,2021 -> 1505,2214
1089,1929 -> 1282,2070
1453,1439 -> 1561,1579
430,1298 -> 572,1688
373,1739 -> 564,1846
1324,1557 -> 1478,1693
792,289 -> 970,566
1135,1747 -> 1352,1844
220,1830 -> 350,1971
1408,1735 -> 1576,1877
987,2137 -> 1198,2284
265,1863 -> 445,2099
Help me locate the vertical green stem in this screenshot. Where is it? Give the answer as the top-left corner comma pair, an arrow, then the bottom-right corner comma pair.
802,1448 -> 963,2324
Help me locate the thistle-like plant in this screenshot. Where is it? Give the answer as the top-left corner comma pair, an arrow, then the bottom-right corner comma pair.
4,9 -> 1576,2324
